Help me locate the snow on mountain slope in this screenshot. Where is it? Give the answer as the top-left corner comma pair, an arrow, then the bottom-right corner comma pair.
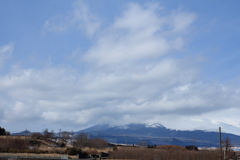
146,123 -> 165,128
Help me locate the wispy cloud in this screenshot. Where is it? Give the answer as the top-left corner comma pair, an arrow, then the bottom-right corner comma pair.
0,43 -> 14,70
43,15 -> 69,32
170,10 -> 196,32
43,0 -> 100,37
82,3 -> 194,66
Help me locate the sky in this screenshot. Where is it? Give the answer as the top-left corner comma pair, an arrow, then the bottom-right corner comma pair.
0,0 -> 240,134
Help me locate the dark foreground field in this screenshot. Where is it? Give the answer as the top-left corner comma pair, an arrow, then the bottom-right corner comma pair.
108,146 -> 234,160
0,158 -> 60,160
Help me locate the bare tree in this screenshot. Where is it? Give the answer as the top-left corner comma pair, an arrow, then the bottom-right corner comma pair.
73,132 -> 88,148
87,138 -> 108,148
5,131 -> 10,135
62,131 -> 71,140
222,138 -> 234,160
60,131 -> 72,146
31,132 -> 43,139
73,133 -> 108,149
43,129 -> 54,140
0,127 -> 9,135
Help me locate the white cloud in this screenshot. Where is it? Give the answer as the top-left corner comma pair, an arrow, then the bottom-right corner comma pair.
0,43 -> 14,54
83,3 -> 193,66
113,3 -> 164,32
0,43 -> 14,70
72,0 -> 100,37
1,56 -> 239,132
170,10 -> 196,32
43,15 -> 68,32
43,0 -> 100,37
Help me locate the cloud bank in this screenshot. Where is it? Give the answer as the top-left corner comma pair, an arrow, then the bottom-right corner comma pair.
1,1 -> 240,133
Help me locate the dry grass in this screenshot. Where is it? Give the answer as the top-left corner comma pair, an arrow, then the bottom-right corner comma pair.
0,136 -> 31,140
37,146 -> 66,153
82,146 -> 112,154
109,147 -> 220,160
157,145 -> 185,150
0,153 -> 64,157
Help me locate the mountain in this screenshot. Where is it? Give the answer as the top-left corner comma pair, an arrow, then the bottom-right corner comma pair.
11,130 -> 31,136
77,123 -> 240,147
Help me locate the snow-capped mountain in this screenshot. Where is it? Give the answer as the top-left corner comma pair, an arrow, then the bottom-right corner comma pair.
146,123 -> 165,128
77,123 -> 240,147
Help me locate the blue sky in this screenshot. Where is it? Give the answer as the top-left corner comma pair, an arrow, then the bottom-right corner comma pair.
1,0 -> 240,134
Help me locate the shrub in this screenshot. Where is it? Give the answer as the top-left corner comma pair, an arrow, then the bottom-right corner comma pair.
66,148 -> 81,155
60,142 -> 65,147
185,145 -> 198,151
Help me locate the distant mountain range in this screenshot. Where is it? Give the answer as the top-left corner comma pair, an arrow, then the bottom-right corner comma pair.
12,123 -> 240,147
77,123 -> 240,147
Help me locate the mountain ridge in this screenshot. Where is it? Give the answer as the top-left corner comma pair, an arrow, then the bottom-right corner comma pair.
77,123 -> 240,147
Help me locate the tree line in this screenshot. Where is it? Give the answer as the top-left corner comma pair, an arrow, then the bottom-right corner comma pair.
30,129 -> 108,149
0,127 -> 10,135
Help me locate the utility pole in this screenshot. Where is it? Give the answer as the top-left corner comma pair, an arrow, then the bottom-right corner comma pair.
71,130 -> 74,146
219,127 -> 222,160
59,128 -> 61,138
125,134 -> 127,147
59,128 -> 62,144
